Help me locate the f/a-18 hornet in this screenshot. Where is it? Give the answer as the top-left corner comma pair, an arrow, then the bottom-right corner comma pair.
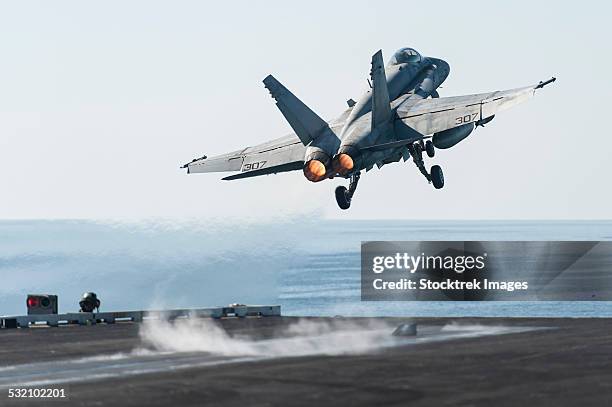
182,47 -> 555,209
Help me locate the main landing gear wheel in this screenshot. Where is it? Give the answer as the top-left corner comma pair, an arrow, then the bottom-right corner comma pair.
425,140 -> 435,158
431,165 -> 444,189
335,171 -> 361,210
335,186 -> 351,210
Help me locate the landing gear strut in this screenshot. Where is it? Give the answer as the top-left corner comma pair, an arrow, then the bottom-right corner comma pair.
408,143 -> 444,189
335,171 -> 360,210
425,140 -> 435,158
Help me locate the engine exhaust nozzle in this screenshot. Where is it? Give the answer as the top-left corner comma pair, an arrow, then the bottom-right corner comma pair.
332,153 -> 354,176
303,159 -> 327,182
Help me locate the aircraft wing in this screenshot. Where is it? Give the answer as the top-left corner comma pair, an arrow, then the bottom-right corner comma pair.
182,134 -> 306,180
395,78 -> 555,135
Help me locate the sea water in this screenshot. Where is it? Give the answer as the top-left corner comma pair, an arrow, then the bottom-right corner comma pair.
1,219 -> 611,317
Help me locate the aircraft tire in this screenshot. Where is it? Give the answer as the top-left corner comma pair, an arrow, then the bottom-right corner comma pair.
335,186 -> 351,210
425,140 -> 435,158
431,165 -> 444,189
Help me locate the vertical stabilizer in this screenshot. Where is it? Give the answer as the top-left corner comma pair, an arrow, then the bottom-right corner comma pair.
370,50 -> 392,130
263,75 -> 329,146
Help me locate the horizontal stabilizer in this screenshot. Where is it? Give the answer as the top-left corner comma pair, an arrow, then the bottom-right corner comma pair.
263,75 -> 329,146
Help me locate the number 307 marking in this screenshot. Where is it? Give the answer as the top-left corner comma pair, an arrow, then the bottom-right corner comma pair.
242,161 -> 267,172
455,113 -> 478,125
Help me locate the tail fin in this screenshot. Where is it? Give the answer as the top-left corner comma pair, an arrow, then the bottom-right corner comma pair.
263,75 -> 329,146
370,50 -> 392,130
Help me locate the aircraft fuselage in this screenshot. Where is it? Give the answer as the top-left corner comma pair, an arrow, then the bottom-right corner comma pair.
335,52 -> 450,174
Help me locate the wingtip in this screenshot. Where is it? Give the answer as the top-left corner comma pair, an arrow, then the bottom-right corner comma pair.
535,77 -> 557,89
181,155 -> 207,170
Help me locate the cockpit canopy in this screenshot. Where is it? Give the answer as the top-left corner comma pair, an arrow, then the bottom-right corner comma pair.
388,47 -> 422,65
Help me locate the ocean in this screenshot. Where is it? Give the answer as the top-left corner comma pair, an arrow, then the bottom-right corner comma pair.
1,219 -> 612,318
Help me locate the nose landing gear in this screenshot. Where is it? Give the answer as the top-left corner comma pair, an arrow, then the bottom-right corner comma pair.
335,171 -> 360,210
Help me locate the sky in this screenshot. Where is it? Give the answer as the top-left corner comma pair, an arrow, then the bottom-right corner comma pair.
0,0 -> 610,220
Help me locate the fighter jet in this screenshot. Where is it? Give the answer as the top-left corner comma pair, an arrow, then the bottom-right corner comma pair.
182,47 -> 555,209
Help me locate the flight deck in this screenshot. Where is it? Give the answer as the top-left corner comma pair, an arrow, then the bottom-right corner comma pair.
0,316 -> 610,406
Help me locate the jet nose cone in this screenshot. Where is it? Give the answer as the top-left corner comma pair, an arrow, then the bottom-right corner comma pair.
332,153 -> 354,176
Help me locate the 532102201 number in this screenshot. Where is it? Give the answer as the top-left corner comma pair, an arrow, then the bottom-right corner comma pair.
8,388 -> 67,398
